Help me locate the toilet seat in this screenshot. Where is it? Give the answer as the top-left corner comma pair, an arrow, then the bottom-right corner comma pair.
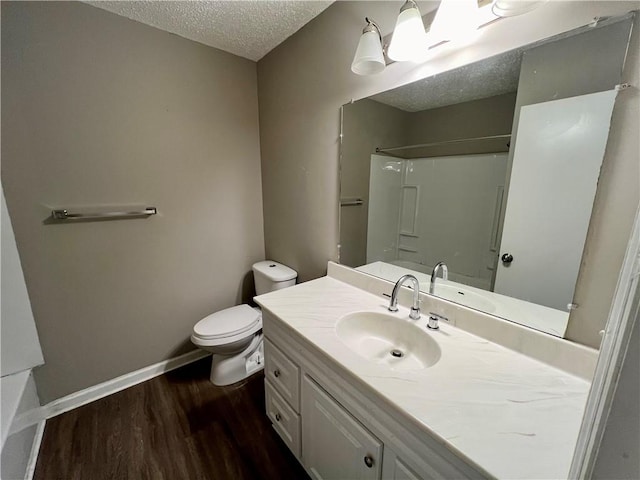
191,304 -> 262,347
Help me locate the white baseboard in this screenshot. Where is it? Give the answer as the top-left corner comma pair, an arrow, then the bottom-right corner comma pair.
13,350 -> 209,478
42,349 -> 210,420
24,420 -> 46,480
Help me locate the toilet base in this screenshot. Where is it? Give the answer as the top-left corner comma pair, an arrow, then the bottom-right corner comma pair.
209,333 -> 264,386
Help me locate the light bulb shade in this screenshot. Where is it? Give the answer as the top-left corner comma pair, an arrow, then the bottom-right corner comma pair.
387,3 -> 428,62
351,30 -> 385,75
428,0 -> 479,43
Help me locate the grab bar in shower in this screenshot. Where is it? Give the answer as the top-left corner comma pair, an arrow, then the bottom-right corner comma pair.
51,206 -> 157,221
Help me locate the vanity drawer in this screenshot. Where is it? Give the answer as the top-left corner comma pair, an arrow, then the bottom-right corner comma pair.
264,339 -> 300,410
265,379 -> 301,458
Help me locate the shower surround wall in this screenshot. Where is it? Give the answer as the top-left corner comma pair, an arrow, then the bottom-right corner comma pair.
340,93 -> 516,271
366,153 -> 509,290
2,2 -> 265,403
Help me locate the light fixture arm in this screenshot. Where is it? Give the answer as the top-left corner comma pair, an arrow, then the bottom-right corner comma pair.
363,17 -> 382,43
399,0 -> 419,14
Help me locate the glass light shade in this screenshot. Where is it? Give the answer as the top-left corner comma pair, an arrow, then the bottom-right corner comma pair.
387,5 -> 428,62
428,0 -> 479,43
351,30 -> 386,75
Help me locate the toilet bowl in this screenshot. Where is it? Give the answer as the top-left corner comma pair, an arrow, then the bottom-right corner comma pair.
191,261 -> 297,386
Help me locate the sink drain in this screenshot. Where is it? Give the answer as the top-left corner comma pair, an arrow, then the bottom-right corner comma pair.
390,349 -> 404,358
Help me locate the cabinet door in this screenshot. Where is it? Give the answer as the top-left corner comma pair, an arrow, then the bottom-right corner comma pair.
302,375 -> 382,480
392,459 -> 422,480
382,452 -> 426,480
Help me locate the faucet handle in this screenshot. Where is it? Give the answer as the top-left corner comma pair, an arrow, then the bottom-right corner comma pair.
427,312 -> 448,330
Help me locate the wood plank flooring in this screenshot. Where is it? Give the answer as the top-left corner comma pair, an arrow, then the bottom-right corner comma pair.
34,358 -> 310,480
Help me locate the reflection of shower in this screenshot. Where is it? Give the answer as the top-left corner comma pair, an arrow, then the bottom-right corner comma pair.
366,154 -> 404,265
390,259 -> 431,274
381,161 -> 402,173
375,133 -> 511,157
367,152 -> 508,291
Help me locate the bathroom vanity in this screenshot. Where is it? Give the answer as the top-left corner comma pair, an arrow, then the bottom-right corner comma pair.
255,263 -> 596,479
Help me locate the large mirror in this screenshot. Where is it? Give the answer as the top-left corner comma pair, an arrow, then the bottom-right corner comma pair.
339,15 -> 633,338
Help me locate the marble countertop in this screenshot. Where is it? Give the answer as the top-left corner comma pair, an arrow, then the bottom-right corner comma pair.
255,276 -> 590,480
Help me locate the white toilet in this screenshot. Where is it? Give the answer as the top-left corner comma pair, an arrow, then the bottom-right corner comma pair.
191,260 -> 297,386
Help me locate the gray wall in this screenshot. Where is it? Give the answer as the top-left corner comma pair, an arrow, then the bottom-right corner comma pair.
257,1 -> 636,284
2,2 -> 265,402
406,93 -> 517,156
340,99 -> 407,267
258,2 -> 436,282
566,16 -> 640,348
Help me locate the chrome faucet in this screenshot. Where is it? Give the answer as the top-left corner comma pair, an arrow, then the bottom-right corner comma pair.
429,261 -> 448,295
388,274 -> 421,320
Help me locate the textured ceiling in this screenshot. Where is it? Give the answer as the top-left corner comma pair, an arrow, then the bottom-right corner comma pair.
85,1 -> 334,61
371,48 -> 524,112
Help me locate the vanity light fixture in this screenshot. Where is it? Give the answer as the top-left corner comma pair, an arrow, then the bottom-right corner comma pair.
352,0 -> 545,76
387,0 -> 428,62
351,17 -> 386,75
428,0 -> 479,43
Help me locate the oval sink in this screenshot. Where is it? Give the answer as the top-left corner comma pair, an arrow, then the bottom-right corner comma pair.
336,312 -> 441,371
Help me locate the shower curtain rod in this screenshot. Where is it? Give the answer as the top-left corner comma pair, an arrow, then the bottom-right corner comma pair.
375,133 -> 511,154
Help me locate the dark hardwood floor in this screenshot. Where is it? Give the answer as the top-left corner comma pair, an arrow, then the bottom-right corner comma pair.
34,358 -> 310,480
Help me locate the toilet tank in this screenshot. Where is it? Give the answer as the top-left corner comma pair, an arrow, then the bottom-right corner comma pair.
252,260 -> 297,295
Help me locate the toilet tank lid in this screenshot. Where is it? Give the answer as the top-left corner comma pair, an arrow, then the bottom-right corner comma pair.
193,305 -> 260,339
252,260 -> 297,282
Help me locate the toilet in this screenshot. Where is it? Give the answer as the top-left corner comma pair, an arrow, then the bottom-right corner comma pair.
191,260 -> 297,386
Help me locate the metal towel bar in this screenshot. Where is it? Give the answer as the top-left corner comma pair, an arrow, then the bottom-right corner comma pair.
340,198 -> 363,207
51,207 -> 157,220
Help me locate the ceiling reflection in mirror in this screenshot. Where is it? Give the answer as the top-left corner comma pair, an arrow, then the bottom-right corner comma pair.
339,16 -> 633,338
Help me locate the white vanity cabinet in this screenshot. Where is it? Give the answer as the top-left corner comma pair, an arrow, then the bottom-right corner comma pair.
381,452 -> 426,480
302,374 -> 383,480
264,339 -> 301,457
266,337 -> 387,479
262,314 -> 481,480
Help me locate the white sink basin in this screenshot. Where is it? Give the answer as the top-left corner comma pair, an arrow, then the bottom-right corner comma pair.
336,312 -> 441,370
427,283 -> 497,313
